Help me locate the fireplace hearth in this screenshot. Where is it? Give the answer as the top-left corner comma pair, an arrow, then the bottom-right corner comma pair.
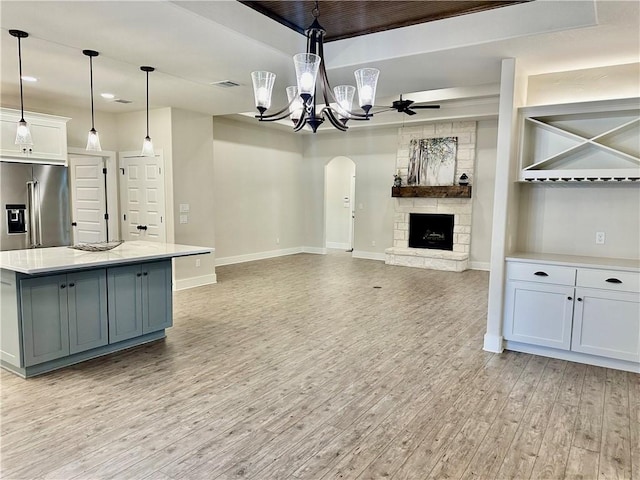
409,213 -> 454,251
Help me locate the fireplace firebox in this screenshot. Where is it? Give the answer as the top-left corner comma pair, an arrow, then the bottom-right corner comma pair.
409,213 -> 454,251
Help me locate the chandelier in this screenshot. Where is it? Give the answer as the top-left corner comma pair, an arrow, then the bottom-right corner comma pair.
251,2 -> 380,133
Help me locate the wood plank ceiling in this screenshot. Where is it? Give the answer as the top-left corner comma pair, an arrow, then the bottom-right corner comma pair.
238,0 -> 531,42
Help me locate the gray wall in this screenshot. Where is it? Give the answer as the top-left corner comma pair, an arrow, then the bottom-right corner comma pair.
212,117 -> 305,262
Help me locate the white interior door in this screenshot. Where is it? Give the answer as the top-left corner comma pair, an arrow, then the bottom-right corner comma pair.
119,152 -> 166,243
69,156 -> 107,244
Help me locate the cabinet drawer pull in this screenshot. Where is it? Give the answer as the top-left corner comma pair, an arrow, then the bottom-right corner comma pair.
605,278 -> 622,284
136,273 -> 142,277
60,284 -> 66,289
577,297 -> 583,302
534,271 -> 549,277
143,272 -> 148,276
567,296 -> 572,301
69,283 -> 75,287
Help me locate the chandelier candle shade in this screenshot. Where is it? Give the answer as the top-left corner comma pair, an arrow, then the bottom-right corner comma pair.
83,49 -> 102,152
140,66 -> 155,157
250,2 -> 380,133
9,30 -> 33,150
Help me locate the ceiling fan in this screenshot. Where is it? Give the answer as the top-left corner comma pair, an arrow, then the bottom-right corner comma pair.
386,95 -> 441,116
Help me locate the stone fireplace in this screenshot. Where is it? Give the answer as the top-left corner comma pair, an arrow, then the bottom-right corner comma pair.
385,121 -> 476,272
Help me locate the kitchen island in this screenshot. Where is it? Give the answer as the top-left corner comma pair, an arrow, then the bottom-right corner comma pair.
0,241 -> 212,377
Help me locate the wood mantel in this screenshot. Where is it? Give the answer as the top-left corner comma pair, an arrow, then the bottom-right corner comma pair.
391,185 -> 472,198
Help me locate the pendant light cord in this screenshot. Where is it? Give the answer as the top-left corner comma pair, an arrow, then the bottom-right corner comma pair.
146,70 -> 150,137
17,35 -> 25,121
89,55 -> 95,130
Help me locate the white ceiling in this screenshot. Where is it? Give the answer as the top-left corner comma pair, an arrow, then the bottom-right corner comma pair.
0,0 -> 638,120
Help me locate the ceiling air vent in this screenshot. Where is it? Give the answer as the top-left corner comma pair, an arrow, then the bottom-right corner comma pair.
211,80 -> 241,88
114,99 -> 133,104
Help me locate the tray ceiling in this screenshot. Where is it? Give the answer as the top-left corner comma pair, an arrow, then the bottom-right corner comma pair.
238,0 -> 531,41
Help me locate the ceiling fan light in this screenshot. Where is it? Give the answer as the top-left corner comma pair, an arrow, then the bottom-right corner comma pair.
293,53 -> 320,98
15,119 -> 33,147
86,128 -> 102,152
141,136 -> 155,157
286,86 -> 303,124
251,71 -> 276,112
354,68 -> 379,112
333,85 -> 355,118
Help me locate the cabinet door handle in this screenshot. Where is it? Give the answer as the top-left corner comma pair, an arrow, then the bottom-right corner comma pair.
605,278 -> 622,284
567,296 -> 572,301
136,273 -> 142,277
143,272 -> 148,276
534,271 -> 549,277
577,297 -> 583,302
60,284 -> 66,289
69,283 -> 75,287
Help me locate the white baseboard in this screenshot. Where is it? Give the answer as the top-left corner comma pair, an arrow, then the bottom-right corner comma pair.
352,250 -> 386,261
470,261 -> 491,271
302,246 -> 327,255
215,247 -> 304,267
173,273 -> 217,291
326,242 -> 351,250
483,333 -> 504,353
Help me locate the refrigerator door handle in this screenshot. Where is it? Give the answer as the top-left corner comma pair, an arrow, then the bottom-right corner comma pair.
34,181 -> 43,247
26,181 -> 37,248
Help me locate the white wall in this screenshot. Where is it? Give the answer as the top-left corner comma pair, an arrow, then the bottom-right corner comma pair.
325,156 -> 355,249
470,120 -> 498,269
170,108 -> 216,285
212,118 -> 305,263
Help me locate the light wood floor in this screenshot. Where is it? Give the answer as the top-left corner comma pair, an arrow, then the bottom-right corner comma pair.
1,252 -> 638,480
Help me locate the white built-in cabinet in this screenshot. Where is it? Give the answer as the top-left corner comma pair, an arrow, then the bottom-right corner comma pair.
518,98 -> 639,182
0,107 -> 69,164
503,257 -> 640,370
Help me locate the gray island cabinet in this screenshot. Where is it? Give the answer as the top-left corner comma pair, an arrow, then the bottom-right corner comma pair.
0,241 -> 211,377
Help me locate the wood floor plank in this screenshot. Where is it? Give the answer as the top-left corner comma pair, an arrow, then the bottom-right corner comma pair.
598,369 -> 631,479
1,253 -> 636,480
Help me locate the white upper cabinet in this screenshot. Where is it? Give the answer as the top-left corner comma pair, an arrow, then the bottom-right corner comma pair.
517,98 -> 640,182
0,108 -> 70,164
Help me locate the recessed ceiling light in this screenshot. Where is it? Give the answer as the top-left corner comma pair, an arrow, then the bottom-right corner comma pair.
100,93 -> 115,99
21,75 -> 37,82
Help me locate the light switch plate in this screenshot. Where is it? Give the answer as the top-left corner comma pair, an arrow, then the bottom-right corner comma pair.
180,214 -> 188,224
179,204 -> 190,213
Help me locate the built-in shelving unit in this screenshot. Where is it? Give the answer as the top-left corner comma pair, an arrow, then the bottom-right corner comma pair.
391,185 -> 472,198
518,98 -> 640,182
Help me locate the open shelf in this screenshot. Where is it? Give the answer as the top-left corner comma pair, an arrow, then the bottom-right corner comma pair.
518,99 -> 640,182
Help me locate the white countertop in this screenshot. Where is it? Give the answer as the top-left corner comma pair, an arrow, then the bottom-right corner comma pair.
0,241 -> 213,274
506,252 -> 640,272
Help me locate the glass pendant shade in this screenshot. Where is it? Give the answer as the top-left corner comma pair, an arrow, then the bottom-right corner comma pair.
293,53 -> 321,98
286,86 -> 303,123
15,119 -> 33,147
86,128 -> 101,152
251,71 -> 276,112
141,136 -> 155,157
333,85 -> 355,118
354,68 -> 380,111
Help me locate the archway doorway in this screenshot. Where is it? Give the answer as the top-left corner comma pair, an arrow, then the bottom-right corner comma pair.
324,156 -> 356,252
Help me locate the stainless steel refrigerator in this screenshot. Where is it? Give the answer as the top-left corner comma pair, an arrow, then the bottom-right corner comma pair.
1,161 -> 71,251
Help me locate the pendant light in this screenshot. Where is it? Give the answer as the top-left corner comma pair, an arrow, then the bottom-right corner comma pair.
83,49 -> 102,152
9,30 -> 33,150
140,66 -> 155,157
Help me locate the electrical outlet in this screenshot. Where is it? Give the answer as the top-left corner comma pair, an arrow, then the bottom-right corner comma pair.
195,258 -> 201,267
371,240 -> 376,247
595,232 -> 605,244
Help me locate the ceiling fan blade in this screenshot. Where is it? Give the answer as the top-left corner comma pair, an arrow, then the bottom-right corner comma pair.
410,105 -> 441,109
404,109 -> 417,116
